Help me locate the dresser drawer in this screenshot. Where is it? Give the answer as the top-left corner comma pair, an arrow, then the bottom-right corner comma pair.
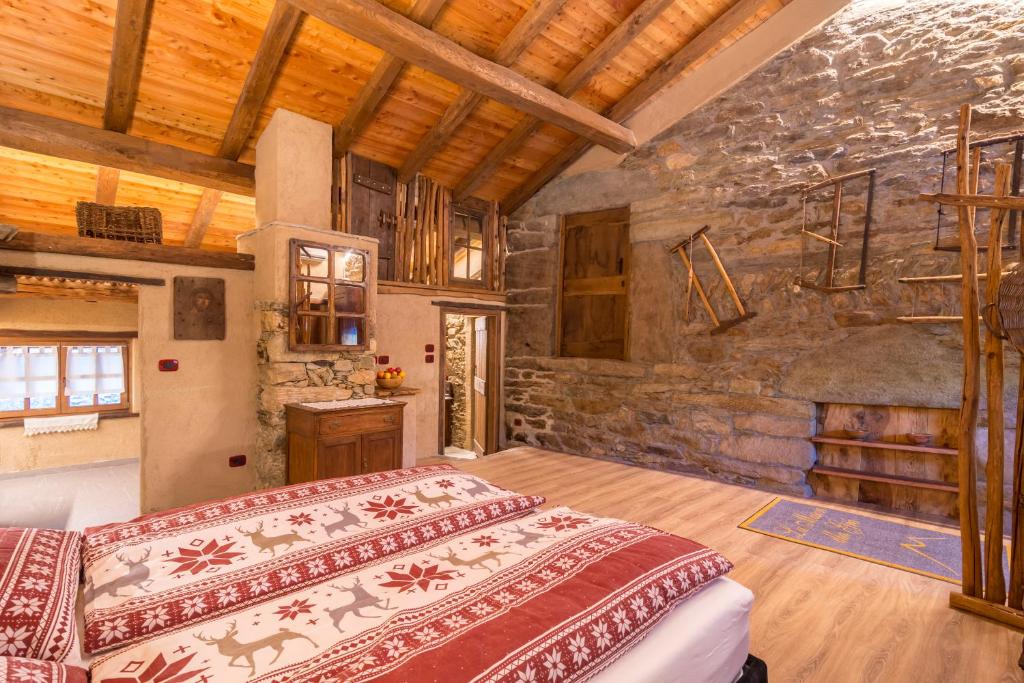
319,407 -> 401,436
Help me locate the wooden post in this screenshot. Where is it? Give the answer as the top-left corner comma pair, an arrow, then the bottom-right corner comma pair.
1013,360 -> 1024,609
955,103 -> 984,599
984,161 -> 1013,604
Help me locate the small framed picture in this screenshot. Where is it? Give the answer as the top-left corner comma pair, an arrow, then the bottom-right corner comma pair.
173,277 -> 226,340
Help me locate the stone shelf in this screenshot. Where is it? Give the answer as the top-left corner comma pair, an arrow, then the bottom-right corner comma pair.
810,436 -> 957,456
809,465 -> 958,493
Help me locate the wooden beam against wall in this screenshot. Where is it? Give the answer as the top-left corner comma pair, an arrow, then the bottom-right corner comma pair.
500,0 -> 768,213
290,0 -> 637,154
334,0 -> 449,156
183,0 -> 303,249
396,0 -> 567,183
455,0 -> 674,200
0,108 -> 256,196
0,231 -> 255,271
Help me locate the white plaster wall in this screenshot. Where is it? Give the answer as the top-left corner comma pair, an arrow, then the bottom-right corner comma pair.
376,292 -> 506,463
0,250 -> 259,512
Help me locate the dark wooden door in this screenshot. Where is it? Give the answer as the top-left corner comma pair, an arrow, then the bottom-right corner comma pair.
363,429 -> 401,473
559,207 -> 630,360
349,154 -> 397,280
317,434 -> 362,479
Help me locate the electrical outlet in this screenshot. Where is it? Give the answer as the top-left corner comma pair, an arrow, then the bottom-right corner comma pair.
377,355 -> 390,365
158,359 -> 179,372
425,344 -> 435,353
228,454 -> 246,467
425,354 -> 435,363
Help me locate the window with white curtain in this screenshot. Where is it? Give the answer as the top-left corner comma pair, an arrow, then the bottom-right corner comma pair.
0,339 -> 129,418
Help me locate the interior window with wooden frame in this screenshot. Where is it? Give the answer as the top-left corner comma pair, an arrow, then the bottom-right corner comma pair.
290,238 -> 369,351
0,338 -> 130,419
449,200 -> 490,287
557,207 -> 631,361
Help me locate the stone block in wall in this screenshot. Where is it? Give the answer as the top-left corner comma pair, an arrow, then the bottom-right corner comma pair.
261,363 -> 308,386
506,306 -> 554,357
733,413 -> 814,439
719,434 -> 816,470
259,384 -> 356,416
674,392 -> 814,420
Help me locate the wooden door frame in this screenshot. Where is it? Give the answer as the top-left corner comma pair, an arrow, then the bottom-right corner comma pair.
436,305 -> 503,457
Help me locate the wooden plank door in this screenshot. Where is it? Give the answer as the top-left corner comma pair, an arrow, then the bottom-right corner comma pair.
559,207 -> 630,359
317,434 -> 361,479
363,429 -> 401,473
349,154 -> 397,280
471,316 -> 488,456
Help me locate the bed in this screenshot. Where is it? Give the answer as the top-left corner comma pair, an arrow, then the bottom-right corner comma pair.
71,464 -> 760,683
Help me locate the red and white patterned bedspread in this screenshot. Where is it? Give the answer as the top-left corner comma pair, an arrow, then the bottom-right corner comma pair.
81,465 -> 543,654
89,506 -> 732,683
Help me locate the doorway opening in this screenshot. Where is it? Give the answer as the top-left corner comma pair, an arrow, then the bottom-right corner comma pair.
439,309 -> 501,459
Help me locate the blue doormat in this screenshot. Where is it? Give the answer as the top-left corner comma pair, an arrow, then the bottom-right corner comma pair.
740,498 -> 1008,584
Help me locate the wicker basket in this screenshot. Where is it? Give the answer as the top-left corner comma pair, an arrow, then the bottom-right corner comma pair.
76,202 -> 163,244
998,265 -> 1024,352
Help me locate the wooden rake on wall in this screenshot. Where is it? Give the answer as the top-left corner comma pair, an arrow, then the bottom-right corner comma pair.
667,225 -> 756,335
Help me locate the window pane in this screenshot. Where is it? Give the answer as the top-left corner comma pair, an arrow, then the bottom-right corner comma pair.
336,317 -> 364,347
295,314 -> 331,346
469,229 -> 484,249
0,397 -> 23,412
296,245 -> 330,278
453,246 -> 469,280
334,250 -> 365,283
98,393 -> 122,406
296,280 -> 329,312
68,394 -> 95,408
467,248 -> 484,281
335,285 -> 365,314
29,395 -> 56,410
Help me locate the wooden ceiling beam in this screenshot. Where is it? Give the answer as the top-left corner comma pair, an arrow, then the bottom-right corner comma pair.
290,0 -> 636,154
97,0 -> 156,204
455,0 -> 673,200
0,107 -> 255,196
183,188 -> 224,248
185,1 -> 303,249
501,0 -> 768,214
103,0 -> 155,133
397,0 -> 567,183
218,1 -> 305,160
94,166 -> 121,204
333,0 -> 449,156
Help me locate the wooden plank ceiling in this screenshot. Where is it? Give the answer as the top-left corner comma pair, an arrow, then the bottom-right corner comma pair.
0,0 -> 788,251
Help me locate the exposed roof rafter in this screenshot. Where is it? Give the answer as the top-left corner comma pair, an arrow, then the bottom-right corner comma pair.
290,0 -> 637,154
396,0 -> 568,184
333,0 -> 450,157
185,0 -> 304,249
501,0 -> 770,214
455,0 -> 675,201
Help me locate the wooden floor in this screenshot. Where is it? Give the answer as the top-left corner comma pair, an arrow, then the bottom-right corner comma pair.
423,447 -> 1023,682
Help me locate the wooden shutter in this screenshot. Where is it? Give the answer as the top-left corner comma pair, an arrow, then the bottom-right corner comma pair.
558,207 -> 629,360
349,154 -> 398,280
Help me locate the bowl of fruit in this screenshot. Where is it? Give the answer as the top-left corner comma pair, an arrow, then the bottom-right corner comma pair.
376,366 -> 406,390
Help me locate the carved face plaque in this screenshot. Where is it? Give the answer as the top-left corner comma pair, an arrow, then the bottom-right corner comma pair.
174,276 -> 226,340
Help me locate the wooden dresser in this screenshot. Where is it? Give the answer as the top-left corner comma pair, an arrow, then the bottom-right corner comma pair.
285,400 -> 404,484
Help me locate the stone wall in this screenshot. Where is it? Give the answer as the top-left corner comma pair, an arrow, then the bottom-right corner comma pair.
505,0 -> 1024,496
445,314 -> 472,450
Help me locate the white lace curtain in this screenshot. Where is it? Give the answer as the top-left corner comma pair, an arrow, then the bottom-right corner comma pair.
0,346 -> 59,400
65,346 -> 125,396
